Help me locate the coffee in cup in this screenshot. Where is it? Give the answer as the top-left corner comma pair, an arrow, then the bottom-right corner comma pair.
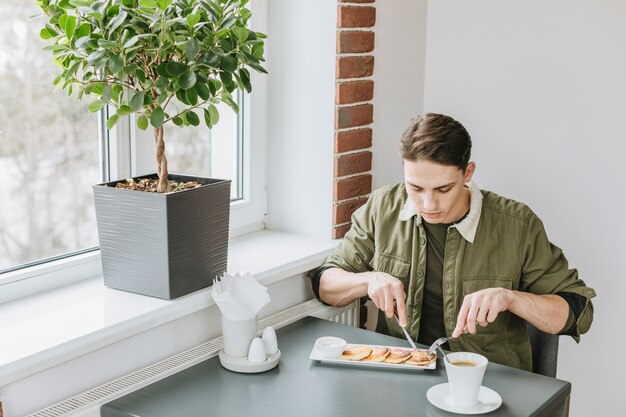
444,352 -> 488,409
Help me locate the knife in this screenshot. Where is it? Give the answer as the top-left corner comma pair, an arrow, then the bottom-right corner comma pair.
394,310 -> 418,350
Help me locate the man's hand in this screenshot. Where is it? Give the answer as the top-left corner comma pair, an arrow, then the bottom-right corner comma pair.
452,288 -> 512,337
365,271 -> 408,327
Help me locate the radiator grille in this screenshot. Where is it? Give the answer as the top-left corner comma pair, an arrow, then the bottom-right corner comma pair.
26,299 -> 358,417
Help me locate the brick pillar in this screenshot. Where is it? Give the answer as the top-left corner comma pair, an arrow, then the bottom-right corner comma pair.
333,0 -> 375,239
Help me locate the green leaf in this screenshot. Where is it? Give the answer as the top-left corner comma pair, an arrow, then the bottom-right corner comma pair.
185,86 -> 198,105
220,54 -> 237,73
64,16 -> 76,39
195,83 -> 210,100
231,26 -> 249,43
177,89 -> 190,105
157,91 -> 168,105
172,116 -> 184,126
75,36 -> 91,49
40,28 -> 53,40
186,38 -> 199,61
156,0 -> 172,11
185,110 -> 200,126
208,78 -> 222,95
150,106 -> 165,127
219,16 -> 236,30
102,84 -> 113,101
45,24 -> 59,37
203,108 -> 213,128
112,85 -> 124,104
87,100 -> 107,112
59,15 -> 68,33
157,63 -> 170,78
178,71 -> 197,89
98,39 -> 118,49
166,61 -> 187,76
238,68 -> 251,93
221,91 -> 239,113
117,105 -> 132,116
65,61 -> 81,80
137,115 -> 149,130
155,77 -> 169,91
251,43 -> 264,59
198,52 -> 220,68
136,68 -> 146,83
106,113 -> 120,129
219,71 -> 233,89
208,103 -> 219,125
109,55 -> 124,73
186,13 -> 200,27
130,92 -> 145,112
76,23 -> 90,39
107,10 -> 127,34
138,0 -> 157,8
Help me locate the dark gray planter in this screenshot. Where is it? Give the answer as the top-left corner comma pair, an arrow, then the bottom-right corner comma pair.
92,174 -> 231,299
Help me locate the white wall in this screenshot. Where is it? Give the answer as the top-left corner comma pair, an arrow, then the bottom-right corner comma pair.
264,0 -> 336,237
423,1 -> 626,415
372,0 -> 428,189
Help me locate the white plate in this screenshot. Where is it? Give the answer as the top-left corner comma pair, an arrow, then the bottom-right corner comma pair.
427,383 -> 502,415
309,343 -> 436,370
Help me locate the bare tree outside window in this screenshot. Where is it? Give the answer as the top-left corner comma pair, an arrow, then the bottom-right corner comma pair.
0,1 -> 99,271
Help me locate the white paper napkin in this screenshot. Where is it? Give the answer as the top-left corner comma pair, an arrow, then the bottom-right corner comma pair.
212,272 -> 270,320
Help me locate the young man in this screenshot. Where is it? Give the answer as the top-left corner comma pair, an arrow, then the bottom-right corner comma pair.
310,113 -> 595,371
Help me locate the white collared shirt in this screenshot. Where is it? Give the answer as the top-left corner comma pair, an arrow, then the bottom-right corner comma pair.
398,181 -> 483,243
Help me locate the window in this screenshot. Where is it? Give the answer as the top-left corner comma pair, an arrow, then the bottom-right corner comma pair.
0,0 -> 100,272
0,1 -> 267,299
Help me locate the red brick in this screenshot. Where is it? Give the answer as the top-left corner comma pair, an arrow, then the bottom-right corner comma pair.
337,56 -> 374,79
335,128 -> 372,153
332,223 -> 353,239
336,104 -> 373,129
338,0 -> 375,3
334,174 -> 372,200
334,151 -> 372,177
337,31 -> 375,53
333,197 -> 368,224
338,6 -> 376,28
336,80 -> 374,105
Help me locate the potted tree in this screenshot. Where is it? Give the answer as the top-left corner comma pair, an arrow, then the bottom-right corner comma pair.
37,0 -> 266,299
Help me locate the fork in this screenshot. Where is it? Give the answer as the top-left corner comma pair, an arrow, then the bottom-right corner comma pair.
426,330 -> 469,358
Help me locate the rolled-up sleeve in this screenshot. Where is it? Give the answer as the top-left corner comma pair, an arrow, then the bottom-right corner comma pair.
308,193 -> 379,297
520,212 -> 596,341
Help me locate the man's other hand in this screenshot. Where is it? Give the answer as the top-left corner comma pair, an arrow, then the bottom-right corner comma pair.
452,288 -> 512,337
365,271 -> 408,327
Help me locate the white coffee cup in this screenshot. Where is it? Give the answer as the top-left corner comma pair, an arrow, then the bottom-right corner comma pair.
221,315 -> 258,357
444,352 -> 488,409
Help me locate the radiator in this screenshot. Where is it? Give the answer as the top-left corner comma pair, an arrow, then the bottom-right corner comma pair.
25,299 -> 358,417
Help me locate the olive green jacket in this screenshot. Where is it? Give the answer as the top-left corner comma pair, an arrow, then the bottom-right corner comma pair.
320,182 -> 596,371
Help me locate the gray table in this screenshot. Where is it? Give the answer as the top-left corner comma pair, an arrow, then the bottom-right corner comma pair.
101,316 -> 570,417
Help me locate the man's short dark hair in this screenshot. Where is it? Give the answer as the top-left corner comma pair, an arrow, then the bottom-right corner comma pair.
399,113 -> 472,170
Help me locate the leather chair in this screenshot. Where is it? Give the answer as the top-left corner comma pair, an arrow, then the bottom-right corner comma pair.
527,322 -> 559,377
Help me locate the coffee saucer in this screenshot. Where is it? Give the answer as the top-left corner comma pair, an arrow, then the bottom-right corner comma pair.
427,383 -> 502,415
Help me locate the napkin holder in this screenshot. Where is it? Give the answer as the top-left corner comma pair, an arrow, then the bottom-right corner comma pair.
219,314 -> 280,373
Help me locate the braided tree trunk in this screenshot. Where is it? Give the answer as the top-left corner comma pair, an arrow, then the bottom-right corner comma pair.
154,126 -> 171,193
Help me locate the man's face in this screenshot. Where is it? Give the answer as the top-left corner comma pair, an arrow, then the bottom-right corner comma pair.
403,159 -> 475,224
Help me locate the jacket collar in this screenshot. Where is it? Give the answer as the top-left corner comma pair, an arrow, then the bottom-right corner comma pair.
398,181 -> 483,243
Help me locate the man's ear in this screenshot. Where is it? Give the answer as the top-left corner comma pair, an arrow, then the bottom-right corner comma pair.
464,162 -> 476,183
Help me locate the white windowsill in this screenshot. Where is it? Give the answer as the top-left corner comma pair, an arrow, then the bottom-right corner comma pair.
0,230 -> 338,387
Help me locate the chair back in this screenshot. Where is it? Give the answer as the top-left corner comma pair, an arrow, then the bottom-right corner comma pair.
526,322 -> 559,377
